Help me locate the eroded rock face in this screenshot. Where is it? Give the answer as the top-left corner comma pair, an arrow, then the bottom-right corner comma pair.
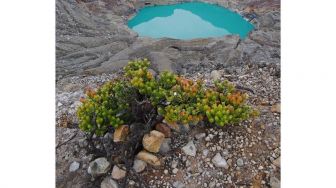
56,0 -> 280,80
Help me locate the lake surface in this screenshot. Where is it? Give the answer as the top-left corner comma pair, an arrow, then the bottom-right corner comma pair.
128,2 -> 254,40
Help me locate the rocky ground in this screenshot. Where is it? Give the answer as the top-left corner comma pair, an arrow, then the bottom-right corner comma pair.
56,62 -> 280,188
56,0 -> 280,187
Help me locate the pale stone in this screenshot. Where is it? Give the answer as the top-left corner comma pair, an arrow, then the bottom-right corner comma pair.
136,150 -> 161,166
133,159 -> 147,173
271,103 -> 281,113
111,165 -> 126,180
182,141 -> 197,157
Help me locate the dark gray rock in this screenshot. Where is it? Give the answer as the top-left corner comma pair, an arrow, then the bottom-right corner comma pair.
159,138 -> 172,154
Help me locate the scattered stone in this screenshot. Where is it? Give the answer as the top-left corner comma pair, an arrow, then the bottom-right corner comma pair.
222,149 -> 229,157
164,169 -> 169,174
69,161 -> 80,172
171,160 -> 178,169
172,168 -> 178,174
111,165 -> 126,180
271,103 -> 281,113
136,150 -> 161,166
209,181 -> 216,188
101,176 -> 119,188
88,157 -> 111,177
203,149 -> 209,157
143,130 -> 165,153
237,158 -> 244,167
227,159 -> 233,166
159,138 -> 171,154
247,128 -> 252,134
173,181 -> 185,188
155,123 -> 171,137
195,133 -> 206,140
133,159 -> 147,173
211,70 -> 221,80
212,153 -> 229,169
129,180 -> 135,186
270,177 -> 280,188
273,157 -> 281,168
113,125 -> 129,142
182,141 -> 197,157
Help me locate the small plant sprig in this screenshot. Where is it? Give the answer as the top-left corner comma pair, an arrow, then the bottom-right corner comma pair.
77,59 -> 258,135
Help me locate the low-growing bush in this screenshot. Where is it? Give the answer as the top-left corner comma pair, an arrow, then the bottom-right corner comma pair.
77,59 -> 258,135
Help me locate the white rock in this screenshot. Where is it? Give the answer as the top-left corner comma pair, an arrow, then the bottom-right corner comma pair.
69,161 -> 80,172
182,141 -> 197,157
211,70 -> 221,80
195,133 -> 206,140
212,153 -> 229,169
172,168 -> 178,174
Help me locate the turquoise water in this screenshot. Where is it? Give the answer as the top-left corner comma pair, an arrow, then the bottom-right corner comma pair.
128,2 -> 254,40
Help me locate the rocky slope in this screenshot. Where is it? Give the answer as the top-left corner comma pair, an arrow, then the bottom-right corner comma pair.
56,0 -> 280,80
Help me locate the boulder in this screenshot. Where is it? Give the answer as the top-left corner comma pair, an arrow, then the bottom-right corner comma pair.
113,125 -> 129,142
88,157 -> 111,177
136,150 -> 161,166
142,130 -> 165,153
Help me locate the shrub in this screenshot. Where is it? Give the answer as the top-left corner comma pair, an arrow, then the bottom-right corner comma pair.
77,59 -> 258,135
